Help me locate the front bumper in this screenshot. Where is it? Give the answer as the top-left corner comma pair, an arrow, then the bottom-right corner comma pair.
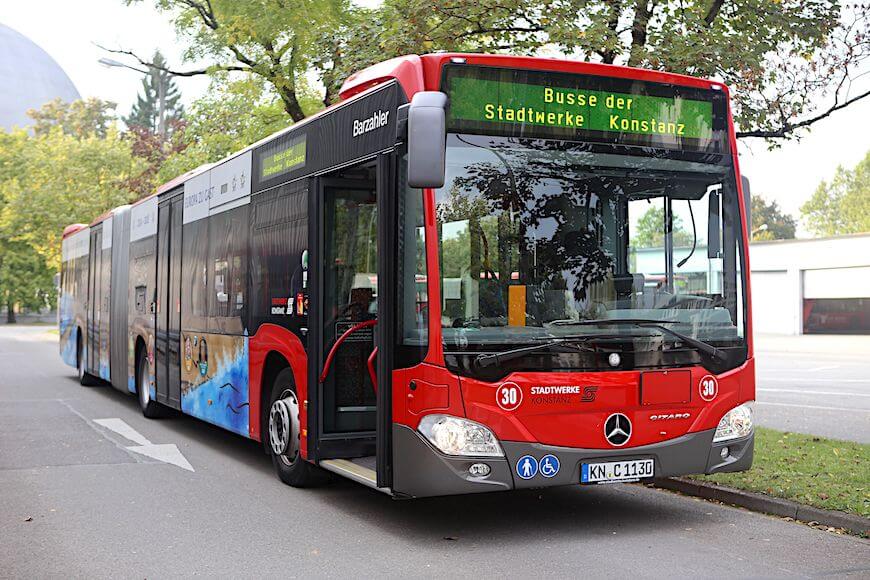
392,424 -> 753,498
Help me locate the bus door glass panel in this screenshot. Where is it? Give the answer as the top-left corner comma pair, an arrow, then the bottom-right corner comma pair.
99,238 -> 111,377
322,186 -> 378,433
88,229 -> 102,372
167,197 -> 183,406
155,202 -> 171,403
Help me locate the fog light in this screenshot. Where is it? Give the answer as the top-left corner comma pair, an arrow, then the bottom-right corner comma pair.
608,353 -> 621,367
469,463 -> 491,477
720,446 -> 729,459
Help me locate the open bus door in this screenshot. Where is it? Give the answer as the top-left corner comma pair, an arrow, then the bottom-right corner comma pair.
308,154 -> 397,492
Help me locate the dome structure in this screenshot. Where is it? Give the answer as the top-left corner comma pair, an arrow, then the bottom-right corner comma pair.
0,23 -> 80,131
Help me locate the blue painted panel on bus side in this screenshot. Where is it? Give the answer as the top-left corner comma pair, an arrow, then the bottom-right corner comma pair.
59,293 -> 77,368
180,333 -> 250,437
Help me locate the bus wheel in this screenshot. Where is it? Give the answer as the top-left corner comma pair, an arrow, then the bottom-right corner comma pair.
268,368 -> 323,487
136,348 -> 162,418
77,334 -> 97,386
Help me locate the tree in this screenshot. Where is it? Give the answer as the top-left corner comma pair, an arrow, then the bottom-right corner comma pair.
750,194 -> 797,241
155,77 -> 297,184
27,97 -> 117,139
339,0 -> 870,142
633,206 -> 694,248
124,50 -> 185,138
0,122 -> 143,270
0,240 -> 56,323
110,0 -> 346,121
110,1 -> 869,140
801,150 -> 870,237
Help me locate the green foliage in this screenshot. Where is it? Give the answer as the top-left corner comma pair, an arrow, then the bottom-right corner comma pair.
156,77 -> 297,184
326,0 -> 865,140
633,205 -> 694,248
0,239 -> 56,322
27,97 -> 118,139
801,150 -> 870,237
693,427 -> 870,518
124,50 -> 185,136
122,1 -> 867,140
750,194 -> 797,241
0,111 -> 143,272
129,0 -> 346,119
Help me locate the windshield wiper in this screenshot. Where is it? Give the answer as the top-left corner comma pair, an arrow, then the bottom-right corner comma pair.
474,338 -> 598,369
551,318 -> 726,362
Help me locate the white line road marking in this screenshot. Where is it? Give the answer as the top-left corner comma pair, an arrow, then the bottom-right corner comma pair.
94,418 -> 195,472
757,402 -> 870,413
758,388 -> 870,398
127,444 -> 195,472
805,365 -> 840,372
94,418 -> 152,446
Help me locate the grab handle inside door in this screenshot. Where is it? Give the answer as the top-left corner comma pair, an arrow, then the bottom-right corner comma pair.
318,319 -> 378,385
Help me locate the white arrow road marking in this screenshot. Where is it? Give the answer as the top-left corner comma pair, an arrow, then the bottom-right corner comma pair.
126,443 -> 195,472
94,418 -> 195,472
94,418 -> 152,446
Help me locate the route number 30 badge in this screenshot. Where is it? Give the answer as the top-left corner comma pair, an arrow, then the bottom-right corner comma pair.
699,375 -> 719,401
496,382 -> 523,411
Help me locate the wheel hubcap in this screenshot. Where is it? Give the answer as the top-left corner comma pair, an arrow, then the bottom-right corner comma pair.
269,390 -> 300,463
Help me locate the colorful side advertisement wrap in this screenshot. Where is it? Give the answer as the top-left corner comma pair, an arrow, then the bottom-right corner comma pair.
180,332 -> 250,436
59,228 -> 90,368
444,64 -> 726,153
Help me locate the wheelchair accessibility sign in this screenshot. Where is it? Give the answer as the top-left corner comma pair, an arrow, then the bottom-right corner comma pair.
540,454 -> 560,478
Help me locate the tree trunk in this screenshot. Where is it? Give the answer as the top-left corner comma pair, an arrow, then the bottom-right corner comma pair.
278,87 -> 306,122
7,302 -> 16,324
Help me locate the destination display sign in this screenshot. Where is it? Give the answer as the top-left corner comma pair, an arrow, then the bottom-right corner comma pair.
259,135 -> 307,181
444,65 -> 724,152
252,82 -> 400,192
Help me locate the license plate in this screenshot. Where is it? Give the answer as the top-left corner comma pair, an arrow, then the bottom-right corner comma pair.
581,458 -> 655,484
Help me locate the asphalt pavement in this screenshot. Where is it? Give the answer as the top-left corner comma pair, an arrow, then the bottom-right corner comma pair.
1,325 -> 868,578
755,334 -> 870,443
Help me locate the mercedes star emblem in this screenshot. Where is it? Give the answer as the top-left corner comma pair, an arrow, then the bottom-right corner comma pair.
604,413 -> 632,446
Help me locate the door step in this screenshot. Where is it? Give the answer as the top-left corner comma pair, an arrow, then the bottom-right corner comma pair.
319,458 -> 390,494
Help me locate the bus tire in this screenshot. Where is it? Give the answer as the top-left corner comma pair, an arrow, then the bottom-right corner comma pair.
77,333 -> 98,386
268,368 -> 324,487
136,347 -> 163,419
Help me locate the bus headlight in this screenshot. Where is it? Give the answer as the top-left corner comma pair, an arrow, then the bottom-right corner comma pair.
713,402 -> 754,442
418,414 -> 504,457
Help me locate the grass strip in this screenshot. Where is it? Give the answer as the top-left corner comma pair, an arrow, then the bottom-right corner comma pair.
691,427 -> 869,517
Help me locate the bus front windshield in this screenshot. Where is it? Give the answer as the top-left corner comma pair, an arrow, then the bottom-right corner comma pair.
435,134 -> 746,362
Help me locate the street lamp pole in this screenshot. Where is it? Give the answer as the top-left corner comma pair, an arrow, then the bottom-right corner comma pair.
98,57 -> 169,139
157,69 -> 166,140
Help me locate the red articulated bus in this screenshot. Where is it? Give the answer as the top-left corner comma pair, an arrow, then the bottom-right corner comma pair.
59,53 -> 754,497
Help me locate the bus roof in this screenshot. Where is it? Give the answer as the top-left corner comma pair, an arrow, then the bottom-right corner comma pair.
62,223 -> 88,239
340,53 -> 729,101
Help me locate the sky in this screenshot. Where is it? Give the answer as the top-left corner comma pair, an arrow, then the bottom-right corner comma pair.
3,0 -> 868,236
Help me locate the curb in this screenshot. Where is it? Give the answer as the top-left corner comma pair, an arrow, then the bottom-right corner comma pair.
652,477 -> 869,536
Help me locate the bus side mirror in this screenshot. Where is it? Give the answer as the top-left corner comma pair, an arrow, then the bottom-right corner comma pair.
707,190 -> 721,259
407,91 -> 447,189
741,174 -> 751,232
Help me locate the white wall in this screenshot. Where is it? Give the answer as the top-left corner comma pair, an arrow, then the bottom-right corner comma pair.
749,234 -> 870,334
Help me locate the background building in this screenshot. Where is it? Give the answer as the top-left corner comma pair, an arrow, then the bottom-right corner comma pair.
750,235 -> 870,335
635,235 -> 870,335
0,22 -> 80,131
